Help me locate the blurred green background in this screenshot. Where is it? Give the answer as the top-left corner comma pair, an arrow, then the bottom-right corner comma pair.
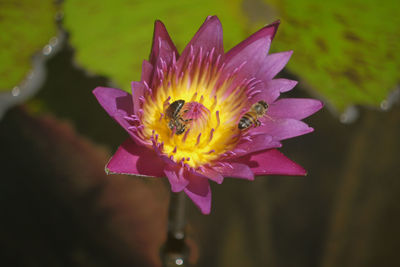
1,0 -> 399,266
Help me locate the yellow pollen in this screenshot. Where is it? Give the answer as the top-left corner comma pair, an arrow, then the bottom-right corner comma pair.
141,57 -> 248,168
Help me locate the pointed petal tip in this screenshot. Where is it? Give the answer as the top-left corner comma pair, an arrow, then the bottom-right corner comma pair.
183,175 -> 212,214
264,19 -> 281,39
272,79 -> 298,93
294,166 -> 307,176
271,19 -> 281,25
92,86 -> 101,94
247,174 -> 255,181
154,19 -> 164,25
250,149 -> 309,176
184,188 -> 212,215
153,19 -> 168,33
278,50 -> 294,59
202,208 -> 211,215
93,86 -> 112,97
206,15 -> 222,25
206,15 -> 218,21
279,79 -> 298,93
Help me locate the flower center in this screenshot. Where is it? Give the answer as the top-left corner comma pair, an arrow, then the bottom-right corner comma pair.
179,101 -> 210,135
139,50 -> 253,168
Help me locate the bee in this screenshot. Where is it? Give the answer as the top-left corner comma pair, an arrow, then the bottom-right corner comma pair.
165,100 -> 192,135
238,100 -> 269,130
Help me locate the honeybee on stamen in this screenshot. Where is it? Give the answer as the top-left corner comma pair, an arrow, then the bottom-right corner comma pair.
238,100 -> 269,130
164,100 -> 192,135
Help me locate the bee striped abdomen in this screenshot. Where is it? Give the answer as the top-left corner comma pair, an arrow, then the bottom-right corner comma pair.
238,113 -> 257,130
238,100 -> 269,130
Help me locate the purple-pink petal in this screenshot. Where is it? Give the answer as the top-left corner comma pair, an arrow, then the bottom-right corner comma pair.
197,167 -> 224,184
249,149 -> 307,176
225,20 -> 280,61
184,174 -> 212,214
257,51 -> 293,81
214,163 -> 254,181
141,60 -> 153,84
150,20 -> 178,68
233,134 -> 281,156
268,98 -> 324,120
94,17 -> 323,215
93,86 -> 133,132
164,164 -> 190,192
252,118 -> 314,141
222,37 -> 271,88
131,81 -> 145,116
251,78 -> 298,104
106,138 -> 165,177
177,16 -> 224,71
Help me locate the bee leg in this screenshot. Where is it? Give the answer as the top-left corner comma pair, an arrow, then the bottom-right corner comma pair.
255,119 -> 261,127
265,114 -> 275,122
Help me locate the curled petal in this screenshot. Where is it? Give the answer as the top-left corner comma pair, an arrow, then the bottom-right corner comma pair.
268,98 -> 324,120
252,118 -> 314,141
164,164 -> 190,192
248,149 -> 307,176
184,174 -> 212,214
106,138 -> 165,177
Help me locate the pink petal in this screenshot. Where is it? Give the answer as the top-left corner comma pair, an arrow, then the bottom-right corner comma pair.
197,167 -> 224,184
251,118 -> 314,141
222,37 -> 271,88
106,138 -> 165,177
258,51 -> 293,81
141,60 -> 153,84
252,79 -> 298,104
233,134 -> 281,156
177,16 -> 224,71
249,149 -> 307,176
268,98 -> 324,120
214,163 -> 254,181
164,164 -> 190,192
225,20 -> 280,61
131,81 -> 145,115
150,20 -> 178,68
184,174 -> 212,214
93,87 -> 133,132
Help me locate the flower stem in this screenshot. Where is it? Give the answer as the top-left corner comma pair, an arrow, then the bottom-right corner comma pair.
161,191 -> 189,267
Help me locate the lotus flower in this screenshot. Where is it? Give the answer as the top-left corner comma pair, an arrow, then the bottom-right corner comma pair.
93,16 -> 322,214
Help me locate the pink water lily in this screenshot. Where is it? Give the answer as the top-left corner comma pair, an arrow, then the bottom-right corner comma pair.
93,16 -> 322,214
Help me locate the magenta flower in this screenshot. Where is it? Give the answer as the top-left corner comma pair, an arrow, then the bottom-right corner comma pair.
93,16 -> 322,214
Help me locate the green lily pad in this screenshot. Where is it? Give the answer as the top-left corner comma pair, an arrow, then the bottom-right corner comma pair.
62,0 -> 246,92
262,0 -> 400,111
0,0 -> 57,92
